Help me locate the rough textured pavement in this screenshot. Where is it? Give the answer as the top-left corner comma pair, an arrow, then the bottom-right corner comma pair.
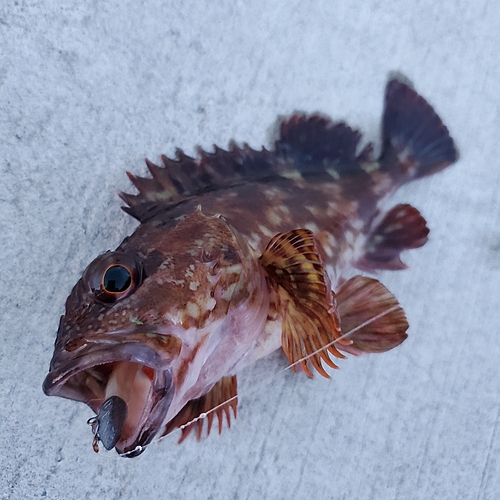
1,1 -> 499,499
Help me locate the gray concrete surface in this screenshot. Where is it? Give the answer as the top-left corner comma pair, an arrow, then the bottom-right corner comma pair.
1,1 -> 499,499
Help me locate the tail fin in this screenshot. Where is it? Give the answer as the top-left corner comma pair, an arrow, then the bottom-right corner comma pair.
380,78 -> 458,180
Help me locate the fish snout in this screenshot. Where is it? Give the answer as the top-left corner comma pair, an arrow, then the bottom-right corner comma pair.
43,332 -> 179,456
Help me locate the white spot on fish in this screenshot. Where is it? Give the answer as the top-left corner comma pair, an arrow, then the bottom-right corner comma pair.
205,297 -> 216,311
305,205 -> 320,217
373,175 -> 393,196
258,224 -> 274,237
351,218 -> 364,231
186,302 -> 200,318
264,188 -> 281,198
342,248 -> 355,264
326,168 -> 340,179
266,209 -> 282,226
159,258 -> 171,270
170,279 -> 186,286
326,201 -> 338,217
248,233 -> 262,250
384,223 -> 403,232
163,311 -> 182,325
225,264 -> 243,275
362,162 -> 379,173
352,234 -> 367,262
304,222 -> 319,233
222,282 -> 238,300
130,316 -> 143,325
189,281 -> 200,291
345,230 -> 355,245
282,170 -> 302,180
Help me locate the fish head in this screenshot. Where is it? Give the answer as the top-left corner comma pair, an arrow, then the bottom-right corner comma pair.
43,208 -> 269,456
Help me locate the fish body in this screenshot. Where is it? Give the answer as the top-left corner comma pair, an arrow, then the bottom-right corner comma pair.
43,78 -> 458,457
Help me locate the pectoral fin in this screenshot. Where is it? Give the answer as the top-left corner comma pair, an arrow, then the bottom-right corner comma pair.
164,375 -> 237,443
336,276 -> 409,355
260,229 -> 345,378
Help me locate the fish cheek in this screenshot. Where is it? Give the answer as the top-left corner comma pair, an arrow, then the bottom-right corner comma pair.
129,267 -> 213,329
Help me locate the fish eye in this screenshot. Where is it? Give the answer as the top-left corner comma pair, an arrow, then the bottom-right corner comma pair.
86,251 -> 143,304
102,265 -> 132,293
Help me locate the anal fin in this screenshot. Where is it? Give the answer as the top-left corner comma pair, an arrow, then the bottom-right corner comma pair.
357,204 -> 429,271
164,375 -> 237,443
260,229 -> 345,378
336,276 -> 408,355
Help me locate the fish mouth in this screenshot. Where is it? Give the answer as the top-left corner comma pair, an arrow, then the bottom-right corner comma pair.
43,330 -> 180,457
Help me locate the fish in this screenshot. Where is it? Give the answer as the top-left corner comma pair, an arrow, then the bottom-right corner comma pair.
43,77 -> 458,457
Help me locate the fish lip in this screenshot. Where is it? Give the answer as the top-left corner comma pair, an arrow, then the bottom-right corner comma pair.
43,325 -> 181,399
43,329 -> 179,456
42,342 -> 164,399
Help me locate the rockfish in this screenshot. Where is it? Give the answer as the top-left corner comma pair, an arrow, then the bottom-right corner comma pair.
43,78 -> 458,457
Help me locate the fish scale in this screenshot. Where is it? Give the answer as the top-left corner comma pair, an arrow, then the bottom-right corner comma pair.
43,77 -> 458,457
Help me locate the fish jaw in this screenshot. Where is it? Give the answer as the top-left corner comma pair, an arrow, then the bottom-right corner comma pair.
42,323 -> 180,456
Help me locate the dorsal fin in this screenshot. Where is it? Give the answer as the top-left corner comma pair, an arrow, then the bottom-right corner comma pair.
119,144 -> 279,222
275,114 -> 374,176
119,114 -> 376,222
163,375 -> 237,443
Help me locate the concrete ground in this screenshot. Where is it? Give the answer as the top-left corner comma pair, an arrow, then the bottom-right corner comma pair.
1,1 -> 499,499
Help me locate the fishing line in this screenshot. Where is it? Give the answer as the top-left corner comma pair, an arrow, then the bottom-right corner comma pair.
118,303 -> 399,456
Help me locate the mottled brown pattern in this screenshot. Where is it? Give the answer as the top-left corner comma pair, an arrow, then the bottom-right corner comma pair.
43,78 -> 458,457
